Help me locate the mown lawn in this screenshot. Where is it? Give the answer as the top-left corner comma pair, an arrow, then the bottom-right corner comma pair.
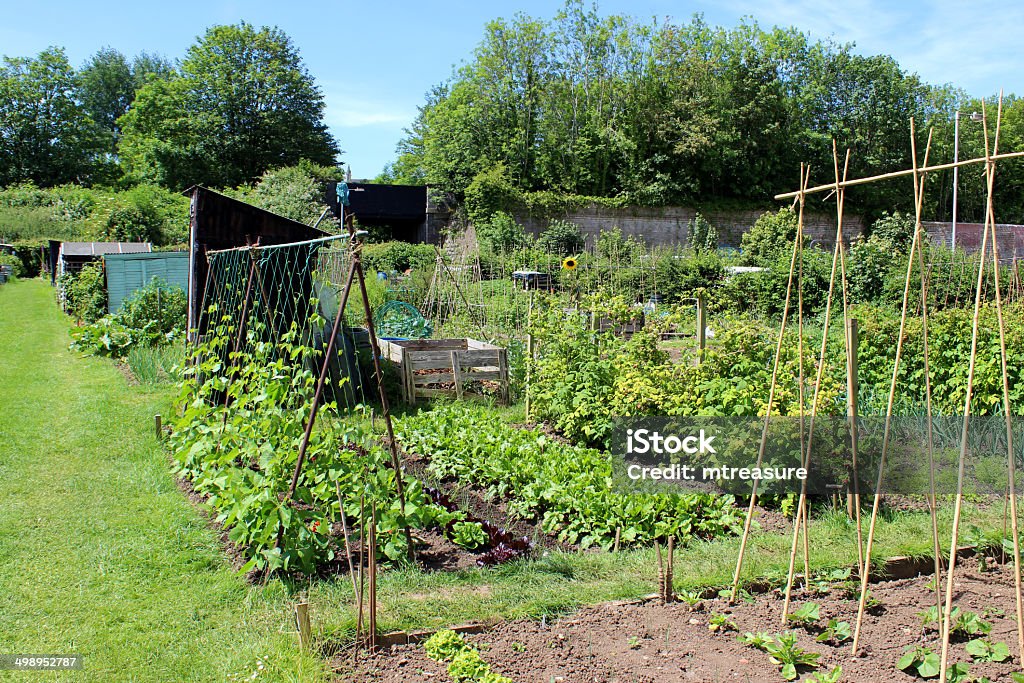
0,279 -> 327,682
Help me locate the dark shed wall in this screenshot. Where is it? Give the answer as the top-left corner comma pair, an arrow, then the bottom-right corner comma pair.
326,182 -> 428,242
186,187 -> 329,335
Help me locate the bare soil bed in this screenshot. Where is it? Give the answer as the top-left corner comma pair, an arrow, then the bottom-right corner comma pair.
345,561 -> 1023,682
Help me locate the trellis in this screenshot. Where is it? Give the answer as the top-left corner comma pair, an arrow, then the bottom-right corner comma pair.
194,223 -> 411,650
728,95 -> 1024,683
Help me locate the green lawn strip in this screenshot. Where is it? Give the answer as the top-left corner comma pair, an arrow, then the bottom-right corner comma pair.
0,279 -> 326,683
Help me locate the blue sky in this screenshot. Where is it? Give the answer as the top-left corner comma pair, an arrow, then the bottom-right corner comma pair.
1,0 -> 1020,179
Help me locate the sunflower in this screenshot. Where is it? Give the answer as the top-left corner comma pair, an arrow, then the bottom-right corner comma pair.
562,256 -> 578,271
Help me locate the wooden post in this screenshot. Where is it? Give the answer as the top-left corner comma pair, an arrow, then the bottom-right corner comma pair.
403,348 -> 416,405
154,414 -> 162,439
368,502 -> 378,649
525,291 -> 535,419
666,536 -> 675,603
656,540 -> 665,603
696,295 -> 706,364
497,348 -> 509,405
295,601 -> 311,651
450,351 -> 464,400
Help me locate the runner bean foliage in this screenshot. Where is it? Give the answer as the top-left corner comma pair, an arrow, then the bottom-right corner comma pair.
170,303 -> 440,574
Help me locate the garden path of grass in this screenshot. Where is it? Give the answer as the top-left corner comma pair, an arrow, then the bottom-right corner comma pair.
0,279 -> 327,682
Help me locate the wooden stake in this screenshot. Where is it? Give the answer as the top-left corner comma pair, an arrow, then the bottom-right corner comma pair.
335,481 -> 360,604
973,94 -> 1024,666
369,501 -> 378,650
666,536 -> 675,604
613,526 -> 621,554
357,492 -> 366,649
656,540 -> 665,603
695,294 -> 706,364
852,121 -> 933,653
846,319 -> 865,576
525,290 -> 534,419
450,351 -> 464,400
910,123 -> 944,625
154,414 -> 162,439
295,601 -> 311,651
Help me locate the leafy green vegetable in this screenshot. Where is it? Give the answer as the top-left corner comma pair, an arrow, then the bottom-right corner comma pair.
898,645 -> 940,679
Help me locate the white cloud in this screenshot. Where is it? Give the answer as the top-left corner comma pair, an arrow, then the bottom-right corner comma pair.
696,0 -> 1021,96
322,88 -> 415,129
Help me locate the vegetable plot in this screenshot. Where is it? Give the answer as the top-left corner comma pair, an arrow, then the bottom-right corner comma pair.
396,402 -> 742,549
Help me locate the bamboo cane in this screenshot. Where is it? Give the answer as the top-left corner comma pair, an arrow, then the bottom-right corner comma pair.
910,122 -> 944,624
852,121 -> 932,653
937,100 -> 1001,683
730,165 -> 810,602
774,149 -> 1024,200
973,94 -> 1024,666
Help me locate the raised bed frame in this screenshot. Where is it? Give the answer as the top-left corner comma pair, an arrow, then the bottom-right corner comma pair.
378,338 -> 509,405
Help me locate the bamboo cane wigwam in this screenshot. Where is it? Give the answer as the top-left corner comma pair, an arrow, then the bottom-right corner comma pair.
731,98 -> 1024,677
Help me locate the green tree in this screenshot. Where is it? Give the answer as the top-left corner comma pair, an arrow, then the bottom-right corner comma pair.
120,23 -> 338,189
78,48 -> 134,154
229,162 -> 336,225
79,48 -> 175,156
0,47 -> 102,186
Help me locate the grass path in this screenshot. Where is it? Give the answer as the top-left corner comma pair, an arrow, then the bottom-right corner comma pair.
0,279 -> 327,682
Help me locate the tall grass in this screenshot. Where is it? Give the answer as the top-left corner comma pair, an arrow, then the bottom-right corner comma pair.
126,344 -> 184,384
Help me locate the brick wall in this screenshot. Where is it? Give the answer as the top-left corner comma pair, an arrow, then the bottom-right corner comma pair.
923,221 -> 1024,258
515,203 -> 865,249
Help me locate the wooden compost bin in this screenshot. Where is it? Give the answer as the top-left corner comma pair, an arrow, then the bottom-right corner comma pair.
378,338 -> 509,404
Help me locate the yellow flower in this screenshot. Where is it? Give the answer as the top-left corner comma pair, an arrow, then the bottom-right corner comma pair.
562,256 -> 578,271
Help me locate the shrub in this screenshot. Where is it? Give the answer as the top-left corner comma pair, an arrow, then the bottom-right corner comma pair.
61,262 -> 107,323
231,163 -> 336,226
847,237 -> 892,304
655,248 -> 726,303
476,211 -> 530,254
537,218 -> 585,255
69,279 -> 186,358
93,184 -> 189,245
362,241 -> 436,274
0,253 -> 23,278
463,163 -> 518,225
689,212 -> 719,253
870,211 -> 916,252
741,207 -> 798,267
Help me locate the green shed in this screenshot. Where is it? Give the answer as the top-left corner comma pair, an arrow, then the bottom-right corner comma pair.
104,251 -> 189,314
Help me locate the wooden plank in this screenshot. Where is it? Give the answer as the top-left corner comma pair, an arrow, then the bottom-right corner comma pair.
412,370 -> 503,384
404,355 -> 415,405
410,350 -> 499,369
413,388 -> 497,402
465,338 -> 500,351
386,339 -> 469,351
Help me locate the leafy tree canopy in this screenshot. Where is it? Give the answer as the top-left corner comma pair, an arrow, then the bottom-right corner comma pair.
0,47 -> 103,187
119,22 -> 339,190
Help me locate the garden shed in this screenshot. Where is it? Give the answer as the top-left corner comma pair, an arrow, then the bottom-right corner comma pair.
103,251 -> 188,314
58,241 -> 151,278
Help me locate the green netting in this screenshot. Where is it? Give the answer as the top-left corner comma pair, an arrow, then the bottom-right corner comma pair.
198,235 -> 370,411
